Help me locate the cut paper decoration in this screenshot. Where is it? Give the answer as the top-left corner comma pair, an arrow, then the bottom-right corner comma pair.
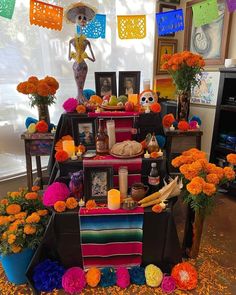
30,0 -> 63,31
77,14 -> 106,39
226,0 -> 236,12
0,0 -> 16,19
156,9 -> 184,36
117,15 -> 146,39
192,0 -> 219,27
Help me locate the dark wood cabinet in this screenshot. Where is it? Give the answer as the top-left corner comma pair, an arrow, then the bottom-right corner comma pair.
210,68 -> 236,193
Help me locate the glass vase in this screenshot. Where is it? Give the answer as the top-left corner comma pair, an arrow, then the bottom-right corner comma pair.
37,104 -> 50,125
176,90 -> 191,121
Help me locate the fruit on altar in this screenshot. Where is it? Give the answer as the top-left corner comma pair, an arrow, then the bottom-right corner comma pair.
117,102 -> 124,107
76,104 -> 86,114
109,95 -> 118,106
103,95 -> 110,102
125,101 -> 134,112
118,95 -> 128,104
89,95 -> 103,106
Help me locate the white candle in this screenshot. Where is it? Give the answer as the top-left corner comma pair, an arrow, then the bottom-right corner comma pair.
118,167 -> 128,200
170,125 -> 175,131
144,151 -> 150,158
108,189 -> 120,210
143,79 -> 151,90
106,120 -> 116,149
62,140 -> 75,157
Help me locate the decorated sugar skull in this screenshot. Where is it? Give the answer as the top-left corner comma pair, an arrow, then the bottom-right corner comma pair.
139,90 -> 157,106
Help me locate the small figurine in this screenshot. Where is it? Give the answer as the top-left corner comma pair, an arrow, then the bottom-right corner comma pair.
69,170 -> 84,199
139,90 -> 157,106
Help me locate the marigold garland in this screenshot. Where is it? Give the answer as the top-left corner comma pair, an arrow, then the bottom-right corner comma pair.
54,201 -> 66,213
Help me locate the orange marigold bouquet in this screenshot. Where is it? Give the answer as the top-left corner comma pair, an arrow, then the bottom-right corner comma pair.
17,76 -> 59,107
0,187 -> 50,256
161,51 -> 205,91
172,148 -> 235,215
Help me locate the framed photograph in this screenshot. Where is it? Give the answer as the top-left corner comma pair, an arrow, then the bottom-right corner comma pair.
95,72 -> 117,97
159,4 -> 177,37
71,117 -> 97,148
118,71 -> 141,96
184,0 -> 231,65
84,166 -> 113,203
156,38 -> 178,75
160,0 -> 180,3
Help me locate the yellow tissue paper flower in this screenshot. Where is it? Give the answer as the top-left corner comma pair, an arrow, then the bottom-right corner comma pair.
28,123 -> 36,134
145,264 -> 163,287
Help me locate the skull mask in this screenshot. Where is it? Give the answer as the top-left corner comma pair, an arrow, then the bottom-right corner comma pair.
139,90 -> 157,106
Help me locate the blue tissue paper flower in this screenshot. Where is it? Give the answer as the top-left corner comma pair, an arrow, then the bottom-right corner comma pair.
173,121 -> 178,128
129,266 -> 146,285
190,116 -> 201,126
33,259 -> 65,292
83,89 -> 96,100
156,135 -> 166,148
100,267 -> 116,287
25,117 -> 38,128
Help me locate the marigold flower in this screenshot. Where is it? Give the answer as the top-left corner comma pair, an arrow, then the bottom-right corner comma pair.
186,180 -> 203,195
214,167 -> 224,180
16,82 -> 28,94
182,148 -> 201,156
54,201 -> 66,213
26,212 -> 40,223
206,173 -> 220,185
66,197 -> 78,210
11,245 -> 22,253
32,185 -> 40,192
6,204 -> 21,215
44,76 -> 59,90
191,176 -> 205,186
15,212 -> 27,219
0,216 -> 10,226
194,158 -> 208,171
8,234 -> 16,245
0,199 -> 8,205
37,209 -> 48,216
86,200 -> 97,210
223,167 -> 235,181
25,192 -> 38,200
161,53 -> 172,62
26,83 -> 37,94
226,153 -> 236,165
28,76 -> 39,85
2,232 -> 7,240
76,104 -> 87,114
10,191 -> 20,197
172,155 -> 193,168
203,182 -> 216,197
8,223 -> 18,232
8,215 -> 16,222
206,163 -> 217,174
37,81 -> 51,96
24,224 -> 36,235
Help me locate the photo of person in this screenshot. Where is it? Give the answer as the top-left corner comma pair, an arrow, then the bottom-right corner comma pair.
125,78 -> 135,95
91,171 -> 108,197
100,77 -> 112,96
78,123 -> 94,145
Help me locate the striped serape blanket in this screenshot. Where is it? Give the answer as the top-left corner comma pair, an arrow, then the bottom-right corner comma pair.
79,207 -> 144,269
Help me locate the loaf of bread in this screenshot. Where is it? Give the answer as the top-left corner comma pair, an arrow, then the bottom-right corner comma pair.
111,140 -> 142,156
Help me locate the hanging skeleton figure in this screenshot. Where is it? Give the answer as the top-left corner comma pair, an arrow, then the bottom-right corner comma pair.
65,3 -> 96,104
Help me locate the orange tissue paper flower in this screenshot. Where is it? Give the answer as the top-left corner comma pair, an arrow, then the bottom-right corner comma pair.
150,102 -> 161,113
227,153 -> 236,165
54,201 -> 66,213
203,182 -> 216,197
206,173 -> 220,185
86,267 -> 101,287
178,120 -> 189,131
86,200 -> 97,210
76,104 -> 87,114
55,150 -> 69,162
24,224 -> 36,235
171,262 -> 198,290
26,212 -> 41,223
6,204 -> 21,215
66,197 -> 78,210
223,166 -> 235,181
162,113 -> 175,128
36,120 -> 48,133
25,192 -> 38,200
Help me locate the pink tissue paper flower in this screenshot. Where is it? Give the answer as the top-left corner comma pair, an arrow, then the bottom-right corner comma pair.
161,275 -> 176,294
116,267 -> 130,289
43,182 -> 70,206
62,267 -> 86,294
189,120 -> 198,130
63,98 -> 78,113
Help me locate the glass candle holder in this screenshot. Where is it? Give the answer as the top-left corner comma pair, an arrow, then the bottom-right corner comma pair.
118,166 -> 128,200
143,79 -> 151,90
108,189 -> 121,210
62,140 -> 75,157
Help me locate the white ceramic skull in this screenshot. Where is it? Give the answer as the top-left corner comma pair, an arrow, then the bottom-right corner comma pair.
139,90 -> 157,106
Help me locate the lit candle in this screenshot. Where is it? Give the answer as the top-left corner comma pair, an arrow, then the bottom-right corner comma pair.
79,198 -> 85,207
71,152 -> 77,161
95,106 -> 101,113
144,150 -> 150,158
62,140 -> 75,157
51,127 -> 56,134
108,189 -> 121,210
158,149 -> 163,157
118,167 -> 128,200
170,125 -> 175,131
128,94 -> 138,106
106,120 -> 116,149
77,149 -> 82,158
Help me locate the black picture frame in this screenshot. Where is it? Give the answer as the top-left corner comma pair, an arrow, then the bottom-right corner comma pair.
159,4 -> 177,37
84,166 -> 113,203
95,72 -> 117,97
71,116 -> 97,149
118,71 -> 141,96
160,0 -> 180,4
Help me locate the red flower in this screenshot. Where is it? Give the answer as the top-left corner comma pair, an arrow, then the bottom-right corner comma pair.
150,102 -> 161,113
162,113 -> 175,128
35,120 -> 48,133
178,120 -> 189,131
55,150 -> 69,162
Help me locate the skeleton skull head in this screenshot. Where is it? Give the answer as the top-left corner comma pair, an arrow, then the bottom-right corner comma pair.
139,90 -> 157,106
75,13 -> 88,27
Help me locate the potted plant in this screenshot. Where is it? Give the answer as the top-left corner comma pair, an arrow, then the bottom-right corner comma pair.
161,51 -> 205,121
172,148 -> 235,258
17,76 -> 59,125
0,186 -> 50,284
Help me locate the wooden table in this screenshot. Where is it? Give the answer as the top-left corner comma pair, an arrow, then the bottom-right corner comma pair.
21,132 -> 54,189
164,128 -> 203,174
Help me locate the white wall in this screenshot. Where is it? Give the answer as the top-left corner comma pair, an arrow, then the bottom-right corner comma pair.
0,0 -> 156,178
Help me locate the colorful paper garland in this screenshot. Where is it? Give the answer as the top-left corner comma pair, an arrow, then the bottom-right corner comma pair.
192,0 -> 219,28
0,0 -> 16,20
117,15 -> 146,39
156,9 -> 184,36
77,14 -> 106,39
29,0 -> 63,31
226,0 -> 236,12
